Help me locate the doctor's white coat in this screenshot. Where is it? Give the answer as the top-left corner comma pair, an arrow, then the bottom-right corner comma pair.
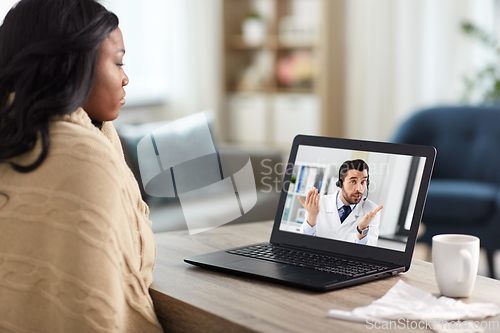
299,190 -> 380,246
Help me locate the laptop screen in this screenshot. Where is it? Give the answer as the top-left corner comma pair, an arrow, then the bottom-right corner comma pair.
278,144 -> 427,252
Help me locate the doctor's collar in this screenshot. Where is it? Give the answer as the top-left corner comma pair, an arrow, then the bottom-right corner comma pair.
336,190 -> 357,210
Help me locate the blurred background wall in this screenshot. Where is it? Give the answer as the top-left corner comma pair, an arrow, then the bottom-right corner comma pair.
2,0 -> 498,145
2,0 -> 500,276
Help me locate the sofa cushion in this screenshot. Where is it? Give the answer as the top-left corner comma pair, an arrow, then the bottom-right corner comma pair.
423,179 -> 497,225
392,107 -> 500,184
116,120 -> 174,204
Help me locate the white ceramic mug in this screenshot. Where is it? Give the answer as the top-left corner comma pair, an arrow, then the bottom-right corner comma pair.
432,234 -> 480,297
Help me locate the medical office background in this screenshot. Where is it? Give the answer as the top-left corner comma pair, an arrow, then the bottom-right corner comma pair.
1,0 -> 499,274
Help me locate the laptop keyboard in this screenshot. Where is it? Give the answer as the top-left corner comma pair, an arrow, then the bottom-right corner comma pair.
227,244 -> 388,278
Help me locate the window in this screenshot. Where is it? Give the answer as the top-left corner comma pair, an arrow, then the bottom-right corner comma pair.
102,0 -> 170,106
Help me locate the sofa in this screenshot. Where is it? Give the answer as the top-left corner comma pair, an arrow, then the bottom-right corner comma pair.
392,106 -> 500,278
116,117 -> 283,233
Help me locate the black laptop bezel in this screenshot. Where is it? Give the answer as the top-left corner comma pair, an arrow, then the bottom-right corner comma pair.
269,135 -> 436,270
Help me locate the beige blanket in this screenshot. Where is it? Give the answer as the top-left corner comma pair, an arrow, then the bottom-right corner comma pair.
0,108 -> 163,332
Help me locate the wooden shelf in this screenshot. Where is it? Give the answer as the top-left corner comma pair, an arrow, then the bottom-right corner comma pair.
221,0 -> 342,145
225,35 -> 317,50
276,87 -> 314,94
226,86 -> 314,95
226,87 -> 277,94
276,40 -> 318,49
226,35 -> 278,49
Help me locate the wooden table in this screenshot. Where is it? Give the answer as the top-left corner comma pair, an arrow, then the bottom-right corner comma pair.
150,221 -> 500,332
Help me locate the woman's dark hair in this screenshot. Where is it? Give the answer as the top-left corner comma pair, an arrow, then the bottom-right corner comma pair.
0,0 -> 118,172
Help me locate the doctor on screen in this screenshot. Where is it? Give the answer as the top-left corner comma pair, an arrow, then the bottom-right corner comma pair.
299,159 -> 383,246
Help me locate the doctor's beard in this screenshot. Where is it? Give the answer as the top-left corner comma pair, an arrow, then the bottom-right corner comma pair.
342,189 -> 364,205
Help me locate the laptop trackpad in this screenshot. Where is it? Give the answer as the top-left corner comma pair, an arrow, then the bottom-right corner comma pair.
224,259 -> 286,273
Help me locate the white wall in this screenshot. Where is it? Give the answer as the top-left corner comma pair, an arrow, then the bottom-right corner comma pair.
0,0 -> 18,24
4,0 -> 497,144
102,0 -> 223,126
345,0 -> 498,141
102,0 -> 170,107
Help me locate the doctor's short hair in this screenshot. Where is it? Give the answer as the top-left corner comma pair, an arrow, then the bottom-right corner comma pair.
338,159 -> 369,181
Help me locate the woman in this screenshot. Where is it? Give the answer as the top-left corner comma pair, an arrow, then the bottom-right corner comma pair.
0,0 -> 163,331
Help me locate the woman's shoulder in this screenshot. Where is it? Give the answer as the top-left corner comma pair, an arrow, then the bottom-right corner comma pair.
1,108 -> 133,208
51,108 -> 110,143
50,108 -> 121,163
37,110 -> 125,198
2,110 -> 114,179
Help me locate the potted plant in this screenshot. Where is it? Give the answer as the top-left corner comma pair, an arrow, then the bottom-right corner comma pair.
460,21 -> 500,104
242,10 -> 266,46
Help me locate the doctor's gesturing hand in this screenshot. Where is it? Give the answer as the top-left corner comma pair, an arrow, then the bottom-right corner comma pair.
298,187 -> 320,227
357,205 -> 384,239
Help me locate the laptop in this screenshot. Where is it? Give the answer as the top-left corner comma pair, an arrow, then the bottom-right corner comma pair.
184,135 -> 436,291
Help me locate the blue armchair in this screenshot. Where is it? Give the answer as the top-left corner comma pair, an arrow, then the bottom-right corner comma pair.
392,106 -> 500,278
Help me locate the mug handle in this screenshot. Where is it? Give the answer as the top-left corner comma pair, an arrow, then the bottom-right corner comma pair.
457,249 -> 471,284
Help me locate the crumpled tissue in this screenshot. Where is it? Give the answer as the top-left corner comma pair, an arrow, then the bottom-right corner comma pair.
328,280 -> 500,323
